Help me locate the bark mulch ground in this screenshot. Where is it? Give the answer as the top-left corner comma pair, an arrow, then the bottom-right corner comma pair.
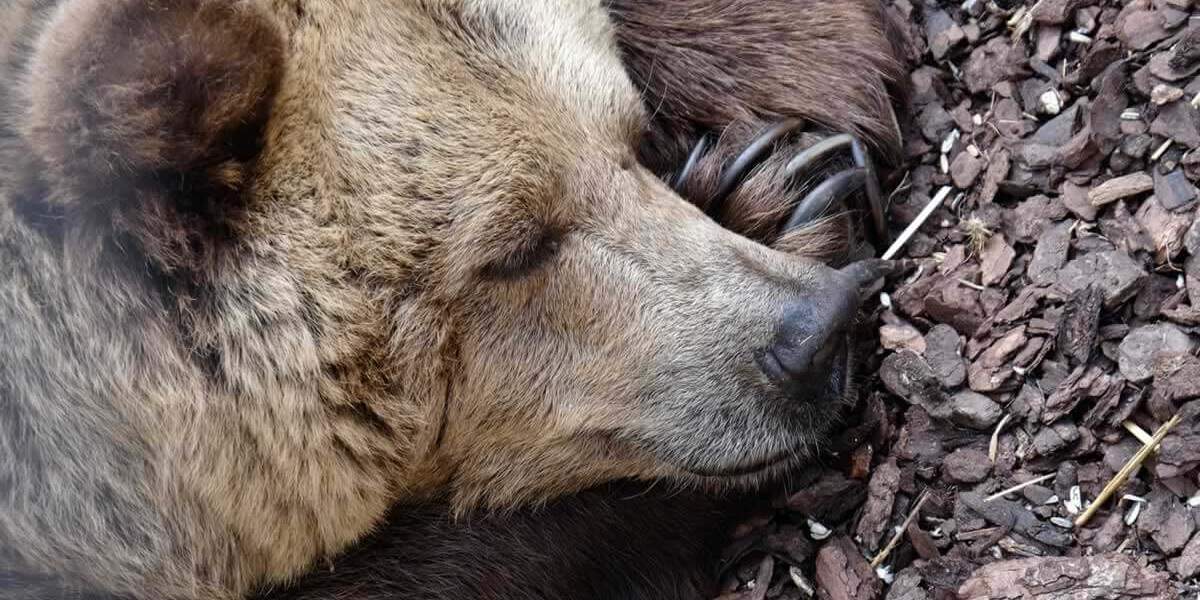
714,1 -> 1200,598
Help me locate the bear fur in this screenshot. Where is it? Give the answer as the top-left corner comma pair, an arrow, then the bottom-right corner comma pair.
0,0 -> 901,598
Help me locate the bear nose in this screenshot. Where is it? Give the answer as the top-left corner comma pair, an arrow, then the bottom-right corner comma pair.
759,265 -> 866,387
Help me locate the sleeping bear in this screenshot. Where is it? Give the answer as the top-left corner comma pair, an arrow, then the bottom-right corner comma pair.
0,0 -> 902,598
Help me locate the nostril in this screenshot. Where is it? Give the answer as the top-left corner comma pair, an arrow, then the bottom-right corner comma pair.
762,281 -> 860,385
768,324 -> 846,381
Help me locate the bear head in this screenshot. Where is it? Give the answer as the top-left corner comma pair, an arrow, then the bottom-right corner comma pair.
4,0 -> 888,592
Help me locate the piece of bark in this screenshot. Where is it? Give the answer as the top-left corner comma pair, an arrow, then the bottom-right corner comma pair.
906,522 -> 940,561
949,390 -> 1003,429
1042,364 -> 1120,424
1156,399 -> 1200,479
978,149 -> 1010,204
958,553 -> 1177,599
855,458 -> 900,551
885,569 -> 929,600
815,535 -> 882,600
979,234 -> 1015,286
968,326 -> 1027,392
1134,195 -> 1192,262
1055,250 -> 1147,309
1176,531 -> 1200,579
1031,420 -> 1081,456
880,322 -> 926,353
1155,168 -> 1197,211
942,447 -> 992,483
951,151 -> 984,189
1151,100 -> 1200,148
1137,486 -> 1196,555
1027,220 -> 1072,286
962,37 -> 1027,94
1088,172 -> 1154,206
880,350 -> 951,418
925,324 -> 967,388
1056,284 -> 1104,367
1117,323 -> 1196,382
1118,5 -> 1174,50
786,471 -> 868,523
958,492 -> 1072,548
1060,180 -> 1098,221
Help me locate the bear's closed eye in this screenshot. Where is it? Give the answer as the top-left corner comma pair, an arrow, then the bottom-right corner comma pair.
480,228 -> 564,279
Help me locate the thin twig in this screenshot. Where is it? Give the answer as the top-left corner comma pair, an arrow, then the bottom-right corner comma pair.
984,472 -> 1056,503
989,413 -> 1013,463
882,187 -> 952,260
870,491 -> 930,568
1075,413 -> 1182,528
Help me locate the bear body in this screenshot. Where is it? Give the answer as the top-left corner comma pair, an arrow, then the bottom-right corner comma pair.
0,1 -> 901,598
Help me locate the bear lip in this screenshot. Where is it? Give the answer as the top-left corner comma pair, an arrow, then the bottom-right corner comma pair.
676,338 -> 855,480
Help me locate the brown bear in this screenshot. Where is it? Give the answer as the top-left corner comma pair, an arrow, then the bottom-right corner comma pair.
0,0 -> 902,598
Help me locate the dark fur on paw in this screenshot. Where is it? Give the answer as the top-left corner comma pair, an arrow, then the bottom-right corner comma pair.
609,0 -> 905,175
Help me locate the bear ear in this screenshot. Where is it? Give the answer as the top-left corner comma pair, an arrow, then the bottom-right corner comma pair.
25,0 -> 284,212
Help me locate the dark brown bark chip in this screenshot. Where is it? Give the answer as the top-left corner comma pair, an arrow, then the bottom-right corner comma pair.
786,471 -> 867,523
979,149 -> 1011,205
950,151 -> 984,189
1136,195 -> 1193,261
1155,168 -> 1197,211
1156,399 -> 1200,479
979,234 -> 1015,287
814,536 -> 881,600
924,9 -> 964,61
1032,420 -> 1081,456
949,391 -> 1003,430
1137,487 -> 1196,555
1055,250 -> 1147,309
880,350 -> 951,418
1030,0 -> 1092,24
1118,5 -> 1173,50
1117,323 -> 1196,382
885,569 -> 929,600
963,37 -> 1027,94
1027,220 -> 1073,287
958,491 -> 1073,548
855,458 -> 900,552
1176,531 -> 1200,579
1088,62 -> 1128,151
925,324 -> 967,389
1056,284 -> 1104,367
942,447 -> 992,483
1151,100 -> 1200,149
1060,181 -> 1099,220
957,553 -> 1177,599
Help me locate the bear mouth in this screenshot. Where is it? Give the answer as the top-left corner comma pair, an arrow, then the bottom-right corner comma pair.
677,337 -> 855,480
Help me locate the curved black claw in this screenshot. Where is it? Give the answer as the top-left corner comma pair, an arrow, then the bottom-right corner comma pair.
671,132 -> 711,193
783,167 -> 866,232
669,121 -> 890,251
708,118 -> 805,217
782,133 -> 854,179
850,139 -> 887,247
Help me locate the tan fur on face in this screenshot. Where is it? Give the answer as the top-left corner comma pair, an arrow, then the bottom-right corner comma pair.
0,1 -> 900,598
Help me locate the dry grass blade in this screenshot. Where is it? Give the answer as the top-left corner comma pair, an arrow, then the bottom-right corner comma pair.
1074,413 -> 1182,528
869,490 -> 930,568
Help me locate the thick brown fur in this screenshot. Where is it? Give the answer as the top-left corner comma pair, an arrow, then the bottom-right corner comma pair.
256,483 -> 742,600
0,1 -> 900,599
608,0 -> 904,174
